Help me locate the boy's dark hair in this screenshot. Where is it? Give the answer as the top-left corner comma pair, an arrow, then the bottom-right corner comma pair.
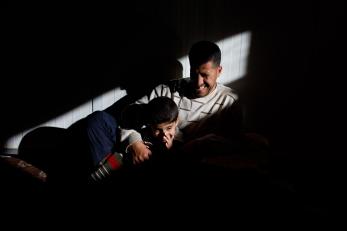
188,40 -> 221,68
146,97 -> 178,125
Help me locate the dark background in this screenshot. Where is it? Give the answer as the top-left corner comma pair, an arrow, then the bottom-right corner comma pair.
1,0 -> 346,217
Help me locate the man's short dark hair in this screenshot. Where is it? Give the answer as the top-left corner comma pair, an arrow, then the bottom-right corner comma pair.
146,97 -> 178,125
188,41 -> 221,68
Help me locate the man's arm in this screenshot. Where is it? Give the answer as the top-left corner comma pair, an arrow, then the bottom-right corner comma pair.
127,141 -> 152,164
119,84 -> 172,164
118,126 -> 152,164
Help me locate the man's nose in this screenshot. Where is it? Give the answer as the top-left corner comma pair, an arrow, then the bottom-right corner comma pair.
194,75 -> 204,87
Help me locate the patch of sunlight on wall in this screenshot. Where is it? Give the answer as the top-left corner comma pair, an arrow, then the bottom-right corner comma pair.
179,31 -> 251,85
4,31 -> 251,153
3,87 -> 127,153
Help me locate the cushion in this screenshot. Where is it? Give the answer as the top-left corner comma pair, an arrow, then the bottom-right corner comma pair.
0,155 -> 47,183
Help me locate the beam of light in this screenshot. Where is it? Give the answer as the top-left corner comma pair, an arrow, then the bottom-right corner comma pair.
3,31 -> 251,152
179,31 -> 251,85
3,87 -> 127,152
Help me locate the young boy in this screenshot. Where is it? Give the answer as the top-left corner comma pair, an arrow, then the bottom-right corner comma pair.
90,96 -> 179,182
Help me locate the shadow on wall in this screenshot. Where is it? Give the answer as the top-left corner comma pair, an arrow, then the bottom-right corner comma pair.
0,4 -> 183,148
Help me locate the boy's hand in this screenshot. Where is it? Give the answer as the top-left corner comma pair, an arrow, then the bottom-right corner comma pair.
128,141 -> 152,164
163,135 -> 174,149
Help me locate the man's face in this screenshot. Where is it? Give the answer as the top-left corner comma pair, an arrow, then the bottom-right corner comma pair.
150,120 -> 178,145
190,61 -> 222,97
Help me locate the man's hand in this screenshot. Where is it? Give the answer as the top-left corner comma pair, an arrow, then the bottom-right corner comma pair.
128,141 -> 152,164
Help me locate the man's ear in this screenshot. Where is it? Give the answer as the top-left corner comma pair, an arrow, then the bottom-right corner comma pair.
217,65 -> 223,75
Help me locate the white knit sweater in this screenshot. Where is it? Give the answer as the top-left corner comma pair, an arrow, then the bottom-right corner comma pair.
120,82 -> 238,151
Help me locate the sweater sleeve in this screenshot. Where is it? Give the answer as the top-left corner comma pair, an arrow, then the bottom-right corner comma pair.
119,127 -> 143,153
136,84 -> 166,104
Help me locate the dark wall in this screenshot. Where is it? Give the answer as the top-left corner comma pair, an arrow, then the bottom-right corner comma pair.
242,1 -> 346,158
1,0 -> 345,159
0,1 -> 182,144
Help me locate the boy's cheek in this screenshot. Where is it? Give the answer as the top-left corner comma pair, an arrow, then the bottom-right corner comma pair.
168,134 -> 174,140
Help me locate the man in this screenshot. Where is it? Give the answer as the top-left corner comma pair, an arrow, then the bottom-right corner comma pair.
119,40 -> 241,164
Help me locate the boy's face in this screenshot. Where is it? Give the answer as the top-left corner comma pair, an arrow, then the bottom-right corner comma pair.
150,120 -> 178,146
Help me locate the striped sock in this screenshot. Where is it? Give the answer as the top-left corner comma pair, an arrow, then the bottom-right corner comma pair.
90,152 -> 123,182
